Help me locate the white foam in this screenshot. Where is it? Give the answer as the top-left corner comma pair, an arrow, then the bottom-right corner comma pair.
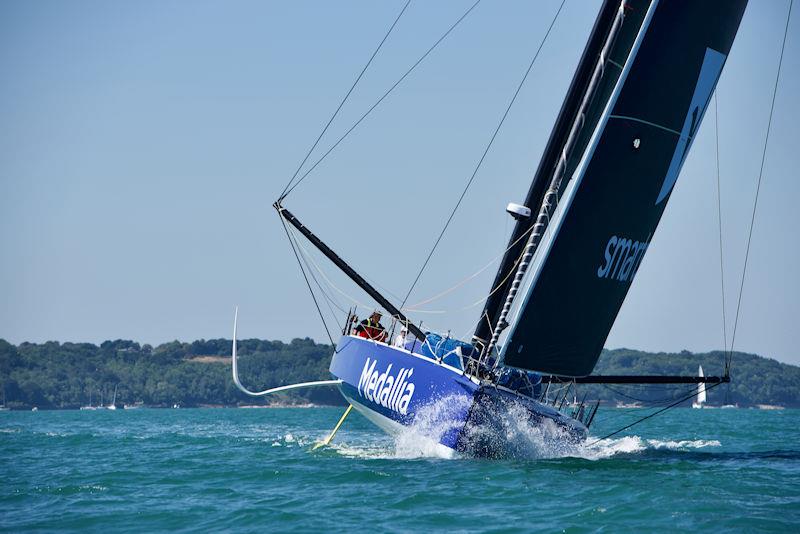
320,397 -> 724,461
577,436 -> 722,460
646,439 -> 721,449
392,394 -> 472,459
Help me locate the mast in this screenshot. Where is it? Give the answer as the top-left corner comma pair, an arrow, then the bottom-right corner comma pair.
275,202 -> 426,341
473,0 -> 623,347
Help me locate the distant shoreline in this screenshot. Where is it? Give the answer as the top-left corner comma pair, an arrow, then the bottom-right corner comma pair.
2,338 -> 798,410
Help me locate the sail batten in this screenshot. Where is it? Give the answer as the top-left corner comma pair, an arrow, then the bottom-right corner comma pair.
500,0 -> 748,376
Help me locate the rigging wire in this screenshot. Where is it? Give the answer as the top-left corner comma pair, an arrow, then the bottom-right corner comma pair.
278,0 -> 412,200
600,383 -> 699,405
287,223 -> 451,317
403,222 -> 537,310
727,0 -> 793,369
714,93 -> 734,403
288,224 -> 373,310
288,226 -> 348,325
588,381 -> 725,445
278,214 -> 336,345
713,92 -> 729,374
399,0 -> 568,309
281,0 -> 483,199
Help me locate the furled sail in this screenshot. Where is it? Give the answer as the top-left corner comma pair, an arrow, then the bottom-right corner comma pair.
500,0 -> 748,376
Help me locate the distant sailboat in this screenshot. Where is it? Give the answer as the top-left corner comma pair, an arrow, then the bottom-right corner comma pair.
692,366 -> 707,409
107,385 -> 118,410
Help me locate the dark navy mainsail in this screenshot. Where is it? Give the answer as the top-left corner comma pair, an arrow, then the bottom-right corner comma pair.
501,0 -> 748,376
473,0 -> 631,347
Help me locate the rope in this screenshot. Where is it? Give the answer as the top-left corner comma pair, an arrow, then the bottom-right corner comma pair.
399,0 -> 567,309
713,92 -> 729,374
404,221 -> 536,310
281,0 -> 482,199
279,0 -> 412,200
728,0 -> 793,365
278,214 -> 336,345
289,226 -> 348,325
288,224 -> 373,310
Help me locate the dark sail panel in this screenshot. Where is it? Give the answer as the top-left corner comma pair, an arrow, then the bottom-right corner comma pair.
473,0 -> 630,346
502,0 -> 747,376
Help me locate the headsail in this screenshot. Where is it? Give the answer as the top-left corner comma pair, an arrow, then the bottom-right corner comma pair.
500,0 -> 748,376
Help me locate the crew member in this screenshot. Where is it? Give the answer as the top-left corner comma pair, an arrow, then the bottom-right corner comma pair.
355,311 -> 387,342
393,327 -> 409,348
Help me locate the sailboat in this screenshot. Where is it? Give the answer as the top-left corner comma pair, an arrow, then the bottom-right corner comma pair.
232,0 -> 753,455
107,385 -> 118,411
692,366 -> 707,409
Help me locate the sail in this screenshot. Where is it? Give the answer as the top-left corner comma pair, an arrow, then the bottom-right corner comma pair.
697,366 -> 707,404
501,0 -> 747,376
473,0 -> 627,346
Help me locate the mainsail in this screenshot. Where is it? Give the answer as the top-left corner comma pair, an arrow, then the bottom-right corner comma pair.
496,0 -> 748,376
473,0 -> 628,347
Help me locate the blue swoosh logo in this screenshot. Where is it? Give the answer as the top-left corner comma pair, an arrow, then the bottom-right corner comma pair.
656,48 -> 726,204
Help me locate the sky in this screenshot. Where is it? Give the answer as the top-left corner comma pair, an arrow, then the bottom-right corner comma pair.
1,0 -> 798,366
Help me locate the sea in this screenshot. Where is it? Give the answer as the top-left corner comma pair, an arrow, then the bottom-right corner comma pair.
1,407 -> 798,532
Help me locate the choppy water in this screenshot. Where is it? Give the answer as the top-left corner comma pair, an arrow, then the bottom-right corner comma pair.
1,407 -> 798,532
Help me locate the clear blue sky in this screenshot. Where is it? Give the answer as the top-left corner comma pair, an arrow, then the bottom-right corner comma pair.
1,0 -> 798,367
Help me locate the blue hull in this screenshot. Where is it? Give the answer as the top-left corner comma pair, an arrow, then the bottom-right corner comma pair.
329,335 -> 587,455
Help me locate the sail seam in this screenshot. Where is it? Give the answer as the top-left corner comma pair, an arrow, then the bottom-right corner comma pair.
608,114 -> 683,137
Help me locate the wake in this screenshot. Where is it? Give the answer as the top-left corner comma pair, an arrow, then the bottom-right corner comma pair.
331,396 -> 723,461
263,398 -> 724,461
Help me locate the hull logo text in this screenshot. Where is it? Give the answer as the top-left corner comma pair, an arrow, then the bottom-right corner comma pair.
357,358 -> 416,415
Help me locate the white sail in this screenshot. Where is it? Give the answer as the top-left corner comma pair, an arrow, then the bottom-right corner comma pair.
692,365 -> 706,408
107,385 -> 118,410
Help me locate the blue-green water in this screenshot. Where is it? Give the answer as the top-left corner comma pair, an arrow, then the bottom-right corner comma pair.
1,407 -> 798,532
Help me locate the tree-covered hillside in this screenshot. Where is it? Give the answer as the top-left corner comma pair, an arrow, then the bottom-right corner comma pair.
0,338 -> 341,409
588,348 -> 799,407
0,338 -> 797,409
